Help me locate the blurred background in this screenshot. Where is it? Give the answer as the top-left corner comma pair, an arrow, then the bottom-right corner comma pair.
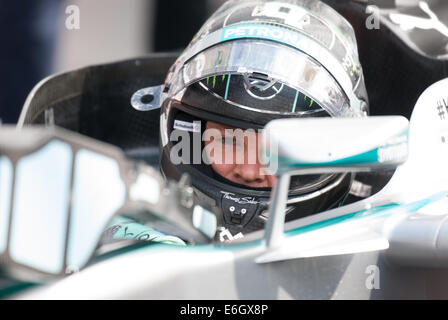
2,0 -> 447,124
0,0 -> 227,124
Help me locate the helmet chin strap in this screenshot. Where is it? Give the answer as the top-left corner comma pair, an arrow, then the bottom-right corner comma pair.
219,190 -> 263,228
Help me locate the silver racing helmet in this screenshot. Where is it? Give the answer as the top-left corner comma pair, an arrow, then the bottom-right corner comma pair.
131,0 -> 369,238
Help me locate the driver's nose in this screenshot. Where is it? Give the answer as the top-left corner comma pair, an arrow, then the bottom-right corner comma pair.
232,162 -> 266,187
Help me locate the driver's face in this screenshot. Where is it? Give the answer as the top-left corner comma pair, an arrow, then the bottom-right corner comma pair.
204,121 -> 276,188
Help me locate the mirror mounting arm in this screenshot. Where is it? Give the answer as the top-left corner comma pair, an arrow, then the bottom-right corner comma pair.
263,173 -> 290,249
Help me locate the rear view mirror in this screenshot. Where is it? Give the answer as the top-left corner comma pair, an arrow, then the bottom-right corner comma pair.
261,116 -> 410,250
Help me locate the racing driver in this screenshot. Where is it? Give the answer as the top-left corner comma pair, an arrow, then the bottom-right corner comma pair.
110,0 -> 370,243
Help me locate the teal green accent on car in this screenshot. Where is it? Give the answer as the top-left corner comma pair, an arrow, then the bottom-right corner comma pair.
285,203 -> 397,238
107,216 -> 186,246
286,191 -> 447,238
0,281 -> 37,299
318,148 -> 379,166
270,147 -> 379,172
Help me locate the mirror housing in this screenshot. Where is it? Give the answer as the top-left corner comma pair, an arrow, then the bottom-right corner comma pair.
263,116 -> 409,176
261,116 -> 410,251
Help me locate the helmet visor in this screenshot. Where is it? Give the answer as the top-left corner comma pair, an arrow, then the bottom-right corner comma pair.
168,39 -> 357,118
